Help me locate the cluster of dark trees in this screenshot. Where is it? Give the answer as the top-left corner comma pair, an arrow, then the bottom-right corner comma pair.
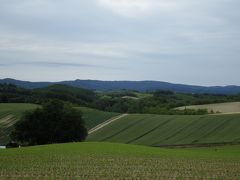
0,83 -> 95,105
11,100 -> 87,146
0,84 -> 33,103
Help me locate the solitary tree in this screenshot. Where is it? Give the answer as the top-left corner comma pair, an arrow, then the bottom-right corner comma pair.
11,100 -> 87,145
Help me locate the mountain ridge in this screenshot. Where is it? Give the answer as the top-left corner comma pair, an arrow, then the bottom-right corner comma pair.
1,78 -> 240,94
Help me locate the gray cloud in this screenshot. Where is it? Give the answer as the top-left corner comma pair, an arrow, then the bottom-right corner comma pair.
0,0 -> 240,85
0,61 -> 102,68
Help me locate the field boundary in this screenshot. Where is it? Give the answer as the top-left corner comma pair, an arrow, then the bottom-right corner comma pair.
88,114 -> 128,134
211,112 -> 240,115
154,142 -> 240,148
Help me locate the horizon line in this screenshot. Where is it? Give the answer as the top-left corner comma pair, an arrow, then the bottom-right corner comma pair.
0,77 -> 239,88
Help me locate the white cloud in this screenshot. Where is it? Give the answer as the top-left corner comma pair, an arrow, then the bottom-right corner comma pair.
98,0 -> 178,18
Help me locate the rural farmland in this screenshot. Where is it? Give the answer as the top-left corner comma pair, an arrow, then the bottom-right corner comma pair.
76,107 -> 120,130
0,104 -> 120,145
87,113 -> 240,147
1,0 -> 240,179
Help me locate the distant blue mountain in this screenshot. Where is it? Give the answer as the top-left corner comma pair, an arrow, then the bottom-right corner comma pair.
0,78 -> 240,94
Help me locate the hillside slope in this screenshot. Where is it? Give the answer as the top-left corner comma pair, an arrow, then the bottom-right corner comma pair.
75,107 -> 120,130
87,114 -> 240,146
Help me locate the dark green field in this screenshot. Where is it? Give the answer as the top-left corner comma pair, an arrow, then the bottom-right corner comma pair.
88,114 -> 240,146
0,142 -> 240,179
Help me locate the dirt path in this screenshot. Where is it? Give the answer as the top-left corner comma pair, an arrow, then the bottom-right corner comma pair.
88,114 -> 128,134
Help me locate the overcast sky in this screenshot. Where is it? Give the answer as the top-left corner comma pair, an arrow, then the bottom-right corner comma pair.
0,0 -> 240,85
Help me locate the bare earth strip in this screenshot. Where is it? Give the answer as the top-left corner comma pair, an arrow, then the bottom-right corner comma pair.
88,114 -> 128,134
212,112 -> 240,115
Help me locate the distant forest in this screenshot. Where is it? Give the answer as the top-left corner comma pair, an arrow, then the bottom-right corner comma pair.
1,83 -> 240,115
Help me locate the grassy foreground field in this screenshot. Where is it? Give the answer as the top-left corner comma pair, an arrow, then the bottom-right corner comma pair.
0,142 -> 240,179
0,103 -> 120,145
177,102 -> 240,114
88,114 -> 240,146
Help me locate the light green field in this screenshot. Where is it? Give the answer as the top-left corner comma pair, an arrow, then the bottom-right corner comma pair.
75,107 -> 120,130
0,104 -> 120,145
0,142 -> 240,179
88,114 -> 240,146
177,102 -> 240,114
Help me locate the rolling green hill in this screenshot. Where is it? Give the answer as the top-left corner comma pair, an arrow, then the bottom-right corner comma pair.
0,103 -> 120,145
33,84 -> 96,105
0,142 -> 240,179
87,113 -> 240,146
176,102 -> 240,114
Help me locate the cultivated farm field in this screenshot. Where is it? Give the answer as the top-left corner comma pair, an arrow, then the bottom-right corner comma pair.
76,107 -> 120,130
176,102 -> 240,114
0,142 -> 240,179
88,113 -> 240,146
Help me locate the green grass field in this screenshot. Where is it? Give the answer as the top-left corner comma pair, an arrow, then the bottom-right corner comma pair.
88,114 -> 240,146
0,104 -> 120,145
0,142 -> 240,179
177,102 -> 240,114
